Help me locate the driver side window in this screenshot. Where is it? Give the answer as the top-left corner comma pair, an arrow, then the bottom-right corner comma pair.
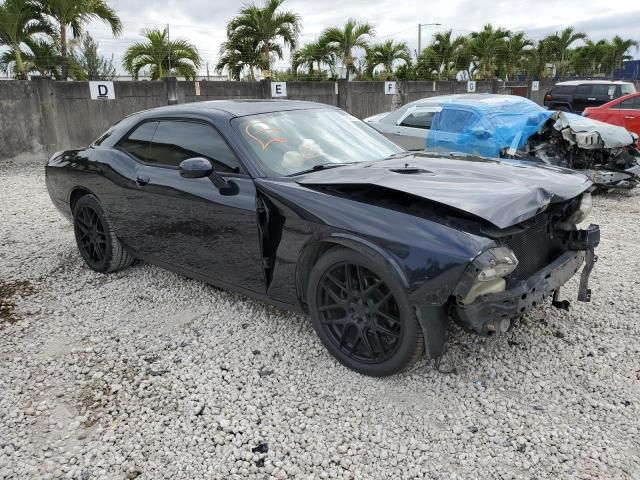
149,121 -> 241,173
433,108 -> 478,133
121,120 -> 242,173
400,111 -> 435,129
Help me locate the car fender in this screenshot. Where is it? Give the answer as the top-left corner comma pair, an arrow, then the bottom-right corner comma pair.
295,232 -> 410,310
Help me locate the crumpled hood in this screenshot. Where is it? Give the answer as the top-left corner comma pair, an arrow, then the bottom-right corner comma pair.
297,153 -> 592,229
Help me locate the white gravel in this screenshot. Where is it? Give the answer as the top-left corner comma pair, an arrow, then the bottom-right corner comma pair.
1,158 -> 639,480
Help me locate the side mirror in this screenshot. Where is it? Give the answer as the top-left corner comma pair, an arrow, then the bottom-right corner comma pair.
179,157 -> 239,196
471,126 -> 491,139
179,157 -> 213,178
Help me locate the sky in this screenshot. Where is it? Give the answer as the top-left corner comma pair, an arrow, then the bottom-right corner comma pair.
16,0 -> 640,76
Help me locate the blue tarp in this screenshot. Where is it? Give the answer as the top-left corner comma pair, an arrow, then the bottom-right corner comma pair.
426,95 -> 556,157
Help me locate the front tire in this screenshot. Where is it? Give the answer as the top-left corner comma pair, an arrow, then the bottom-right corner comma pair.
308,248 -> 424,376
72,194 -> 133,273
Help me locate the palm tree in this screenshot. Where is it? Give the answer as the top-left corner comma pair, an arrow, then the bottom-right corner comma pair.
0,0 -> 52,79
570,39 -> 609,76
38,0 -> 121,80
467,24 -> 510,79
24,37 -> 61,77
217,35 -> 261,80
292,41 -> 337,76
319,18 -> 374,80
366,40 -> 410,76
500,32 -> 533,80
523,37 -> 555,80
426,30 -> 467,80
608,35 -> 639,77
544,26 -> 587,78
225,0 -> 300,75
123,27 -> 201,80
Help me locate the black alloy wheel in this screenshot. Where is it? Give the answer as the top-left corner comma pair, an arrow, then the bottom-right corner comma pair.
72,194 -> 134,273
317,262 -> 402,363
75,205 -> 108,267
308,248 -> 424,376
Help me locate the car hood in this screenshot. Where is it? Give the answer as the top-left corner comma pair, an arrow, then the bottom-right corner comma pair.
296,153 -> 592,229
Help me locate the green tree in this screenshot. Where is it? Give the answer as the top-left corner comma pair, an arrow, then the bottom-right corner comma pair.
523,37 -> 555,80
544,26 -> 587,78
38,0 -> 121,80
291,41 -> 337,77
467,24 -> 510,79
608,35 -> 639,77
216,35 -> 261,80
319,18 -> 374,80
366,39 -> 410,76
425,30 -> 467,80
123,27 -> 202,80
570,39 -> 609,76
500,31 -> 533,80
225,0 -> 301,74
0,0 -> 52,79
76,32 -> 115,80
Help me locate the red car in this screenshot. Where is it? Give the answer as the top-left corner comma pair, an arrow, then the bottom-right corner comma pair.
583,93 -> 640,146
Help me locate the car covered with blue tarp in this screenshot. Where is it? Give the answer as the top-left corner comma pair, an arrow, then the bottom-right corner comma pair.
365,94 -> 640,189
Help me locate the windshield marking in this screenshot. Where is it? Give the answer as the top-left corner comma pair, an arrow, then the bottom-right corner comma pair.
245,122 -> 288,150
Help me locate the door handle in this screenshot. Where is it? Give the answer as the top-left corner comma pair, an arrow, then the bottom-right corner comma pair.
624,116 -> 636,120
135,175 -> 150,187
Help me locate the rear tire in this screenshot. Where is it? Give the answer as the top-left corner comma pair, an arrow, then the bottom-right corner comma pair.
308,247 -> 424,376
72,194 -> 134,273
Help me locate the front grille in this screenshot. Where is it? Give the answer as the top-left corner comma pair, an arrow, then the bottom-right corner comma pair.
501,214 -> 565,287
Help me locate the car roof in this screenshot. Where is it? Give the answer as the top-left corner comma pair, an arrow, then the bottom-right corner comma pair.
406,93 -> 536,109
554,80 -> 633,86
129,99 -> 335,120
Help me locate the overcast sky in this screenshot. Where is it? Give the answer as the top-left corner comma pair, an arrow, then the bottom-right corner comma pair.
46,0 -> 640,75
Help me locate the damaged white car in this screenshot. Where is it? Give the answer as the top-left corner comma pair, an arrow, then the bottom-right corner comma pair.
365,94 -> 640,190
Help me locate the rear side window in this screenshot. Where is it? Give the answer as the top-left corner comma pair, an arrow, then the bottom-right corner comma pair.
592,84 -> 615,97
400,111 -> 435,129
575,84 -> 593,95
148,121 -> 240,173
552,85 -> 576,95
621,84 -> 636,95
119,122 -> 159,163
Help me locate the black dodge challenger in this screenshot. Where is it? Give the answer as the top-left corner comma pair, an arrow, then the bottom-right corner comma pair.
46,100 -> 600,376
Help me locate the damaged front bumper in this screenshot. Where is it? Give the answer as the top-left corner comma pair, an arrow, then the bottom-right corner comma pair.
582,162 -> 640,190
452,224 -> 600,335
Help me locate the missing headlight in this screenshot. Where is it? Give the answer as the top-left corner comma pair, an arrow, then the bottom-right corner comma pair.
474,247 -> 519,282
567,192 -> 592,224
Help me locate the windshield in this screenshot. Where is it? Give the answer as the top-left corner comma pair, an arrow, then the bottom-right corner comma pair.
233,109 -> 404,176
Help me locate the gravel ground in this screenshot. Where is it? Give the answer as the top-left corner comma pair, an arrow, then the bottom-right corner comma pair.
1,158 -> 639,480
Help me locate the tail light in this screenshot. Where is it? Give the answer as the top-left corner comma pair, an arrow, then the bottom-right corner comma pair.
545,94 -> 553,102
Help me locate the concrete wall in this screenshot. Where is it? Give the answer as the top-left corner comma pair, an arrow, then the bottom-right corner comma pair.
0,77 -> 568,161
47,80 -> 168,152
0,81 -> 46,160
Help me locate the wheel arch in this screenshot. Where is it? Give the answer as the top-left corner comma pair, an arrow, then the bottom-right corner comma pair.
296,233 -> 410,312
69,186 -> 97,212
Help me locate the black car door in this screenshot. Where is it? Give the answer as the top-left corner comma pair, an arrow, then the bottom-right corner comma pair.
116,119 -> 265,293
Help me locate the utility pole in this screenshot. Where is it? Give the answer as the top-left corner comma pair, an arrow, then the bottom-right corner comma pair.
167,23 -> 171,76
417,22 -> 442,59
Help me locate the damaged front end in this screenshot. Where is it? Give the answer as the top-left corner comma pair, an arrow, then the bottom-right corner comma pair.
522,114 -> 640,190
451,193 -> 600,335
